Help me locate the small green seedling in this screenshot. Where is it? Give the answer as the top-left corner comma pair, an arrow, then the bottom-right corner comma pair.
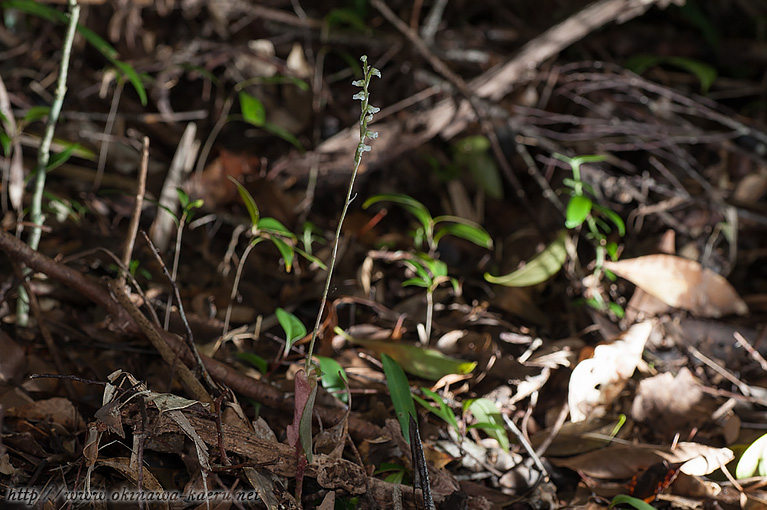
464,398 -> 509,452
276,307 -> 307,359
363,193 -> 493,256
610,494 -> 657,510
401,252 -> 459,344
412,387 -> 460,435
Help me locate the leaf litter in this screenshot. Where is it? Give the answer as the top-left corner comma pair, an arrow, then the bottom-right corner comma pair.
0,1 -> 766,510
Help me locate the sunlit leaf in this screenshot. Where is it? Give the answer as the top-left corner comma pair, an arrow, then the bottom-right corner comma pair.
238,91 -> 266,126
257,217 -> 295,238
316,356 -> 349,404
465,398 -> 509,452
433,218 -> 493,249
566,195 -> 592,228
382,354 -> 417,444
344,332 -> 476,380
228,176 -> 259,228
737,432 -> 767,479
610,495 -> 657,510
485,230 -> 567,287
413,388 -> 459,433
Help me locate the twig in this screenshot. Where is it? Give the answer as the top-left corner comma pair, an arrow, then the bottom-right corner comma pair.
141,230 -> 219,395
107,279 -> 214,406
118,136 -> 149,287
734,332 -> 767,373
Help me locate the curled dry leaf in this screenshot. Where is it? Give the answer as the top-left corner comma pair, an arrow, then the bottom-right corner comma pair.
568,321 -> 652,422
603,255 -> 748,318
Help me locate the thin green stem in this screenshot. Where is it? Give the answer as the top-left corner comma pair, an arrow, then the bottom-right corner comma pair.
18,0 -> 80,325
305,56 -> 379,371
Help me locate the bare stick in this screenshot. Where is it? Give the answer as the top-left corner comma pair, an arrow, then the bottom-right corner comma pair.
118,136 -> 149,287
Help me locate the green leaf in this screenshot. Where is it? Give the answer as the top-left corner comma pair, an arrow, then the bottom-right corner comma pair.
263,121 -> 305,152
363,194 -> 433,235
593,204 -> 626,236
413,388 -> 459,433
316,356 -> 349,404
485,230 -> 567,287
269,235 -> 295,273
345,333 -> 476,381
466,398 -> 509,452
626,54 -> 717,94
239,91 -> 266,126
176,188 -> 190,209
432,217 -> 493,249
402,277 -> 430,288
234,352 -> 268,374
737,432 -> 767,479
609,494 -> 658,510
566,195 -> 593,228
24,106 -> 51,124
382,353 -> 417,444
228,176 -> 259,228
0,132 -> 10,156
257,217 -> 295,238
276,307 -> 307,356
46,143 -> 80,171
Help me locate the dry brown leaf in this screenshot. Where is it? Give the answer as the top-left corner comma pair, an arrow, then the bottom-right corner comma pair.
568,321 -> 652,422
603,255 -> 748,317
8,397 -> 85,431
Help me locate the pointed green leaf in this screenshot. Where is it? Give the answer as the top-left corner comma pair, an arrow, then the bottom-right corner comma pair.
238,91 -> 266,126
362,194 -> 433,234
276,307 -> 306,356
432,217 -> 493,249
263,121 -> 305,152
234,352 -> 268,374
346,334 -> 476,380
382,353 -> 417,444
413,388 -> 459,433
228,176 -> 259,228
316,356 -> 349,404
485,231 -> 567,287
46,143 -> 80,171
466,398 -> 509,452
257,217 -> 295,238
269,235 -> 294,272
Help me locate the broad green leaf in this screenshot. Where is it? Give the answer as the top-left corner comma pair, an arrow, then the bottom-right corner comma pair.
239,91 -> 266,126
413,387 -> 459,433
432,217 -> 493,249
737,432 -> 767,479
466,398 -> 509,452
363,194 -> 433,235
344,332 -> 476,380
382,354 -> 417,444
269,236 -> 294,272
565,195 -> 592,228
609,495 -> 657,510
316,356 -> 348,404
276,307 -> 306,355
257,217 -> 295,238
234,352 -> 268,374
485,230 -> 567,287
228,176 -> 259,228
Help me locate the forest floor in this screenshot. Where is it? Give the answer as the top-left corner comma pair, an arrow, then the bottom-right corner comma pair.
1,1 -> 767,509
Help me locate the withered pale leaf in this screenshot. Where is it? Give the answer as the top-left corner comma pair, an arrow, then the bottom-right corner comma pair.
604,255 -> 748,317
568,321 -> 652,422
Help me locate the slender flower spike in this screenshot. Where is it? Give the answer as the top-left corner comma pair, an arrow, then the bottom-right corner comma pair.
352,55 -> 381,159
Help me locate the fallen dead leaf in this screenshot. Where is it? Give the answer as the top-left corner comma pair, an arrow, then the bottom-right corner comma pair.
568,321 -> 652,422
604,255 -> 748,318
